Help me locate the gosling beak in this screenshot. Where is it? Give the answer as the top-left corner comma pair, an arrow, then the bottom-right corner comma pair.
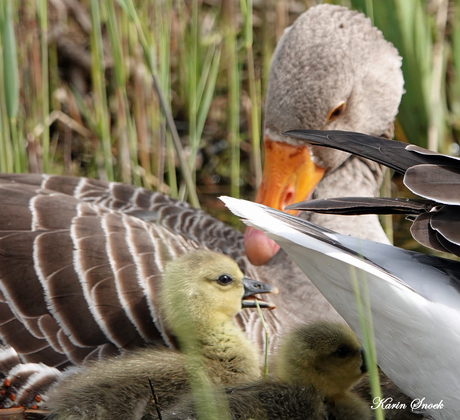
244,135 -> 326,266
360,348 -> 367,374
242,277 -> 278,309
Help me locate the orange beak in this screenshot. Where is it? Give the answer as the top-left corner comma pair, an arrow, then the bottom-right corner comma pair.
244,136 -> 326,265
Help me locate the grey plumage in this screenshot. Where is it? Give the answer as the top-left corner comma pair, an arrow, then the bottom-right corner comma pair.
264,6 -> 403,138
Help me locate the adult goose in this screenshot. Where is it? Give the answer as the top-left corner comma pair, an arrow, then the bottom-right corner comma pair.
0,2 -> 403,406
243,3 -> 404,265
283,129 -> 460,257
164,321 -> 370,420
0,176 -> 416,418
223,196 -> 458,420
0,173 -> 341,408
47,250 -> 274,419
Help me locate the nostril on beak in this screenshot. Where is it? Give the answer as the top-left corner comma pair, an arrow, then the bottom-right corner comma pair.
281,190 -> 294,210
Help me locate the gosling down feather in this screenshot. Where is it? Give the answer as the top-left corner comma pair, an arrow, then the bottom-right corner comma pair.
284,129 -> 460,257
163,322 -> 369,420
47,250 -> 274,419
222,196 -> 458,420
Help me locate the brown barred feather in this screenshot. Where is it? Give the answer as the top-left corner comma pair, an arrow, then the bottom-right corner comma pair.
56,329 -> 99,365
104,216 -> 158,343
0,231 -> 48,317
31,194 -> 79,231
45,263 -> 106,347
42,175 -> 81,196
0,186 -> 36,230
37,315 -> 64,354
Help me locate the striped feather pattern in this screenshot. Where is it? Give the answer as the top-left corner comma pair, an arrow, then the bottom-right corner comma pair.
0,174 -> 341,406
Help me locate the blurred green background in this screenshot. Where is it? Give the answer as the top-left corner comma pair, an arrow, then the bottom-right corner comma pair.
0,0 -> 459,248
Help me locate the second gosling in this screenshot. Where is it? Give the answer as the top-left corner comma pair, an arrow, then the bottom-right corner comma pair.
164,322 -> 370,420
276,322 -> 370,419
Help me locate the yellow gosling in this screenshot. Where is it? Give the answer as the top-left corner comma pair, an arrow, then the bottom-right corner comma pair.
46,250 -> 275,420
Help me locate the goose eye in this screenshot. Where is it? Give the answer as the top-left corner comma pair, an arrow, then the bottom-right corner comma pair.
327,101 -> 346,122
217,274 -> 234,286
334,345 -> 351,358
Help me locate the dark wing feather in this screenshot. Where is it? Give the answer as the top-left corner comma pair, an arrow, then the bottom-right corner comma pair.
283,129 -> 453,173
104,215 -> 160,345
430,207 -> 460,246
37,314 -> 64,354
0,175 -> 252,405
404,164 -> 460,204
410,213 -> 451,254
286,197 -> 435,215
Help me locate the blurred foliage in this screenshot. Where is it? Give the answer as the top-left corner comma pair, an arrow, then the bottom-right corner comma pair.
0,0 -> 459,226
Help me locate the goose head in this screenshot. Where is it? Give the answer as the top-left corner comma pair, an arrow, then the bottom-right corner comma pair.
245,4 -> 404,265
160,250 -> 275,343
276,322 -> 366,399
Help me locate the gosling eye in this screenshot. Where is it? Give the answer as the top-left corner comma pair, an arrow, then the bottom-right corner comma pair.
217,274 -> 234,286
334,345 -> 352,358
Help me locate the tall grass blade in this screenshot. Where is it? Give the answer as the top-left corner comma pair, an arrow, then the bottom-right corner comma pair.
1,2 -> 18,120
0,3 -> 13,172
105,0 -> 141,184
451,0 -> 460,133
349,263 -> 384,420
38,0 -> 49,172
241,0 -> 262,186
1,1 -> 23,173
156,0 -> 176,197
89,0 -> 114,181
152,72 -> 200,208
178,5 -> 222,203
197,47 -> 221,147
380,169 -> 393,244
223,0 -> 241,198
365,0 -> 374,23
178,0 -> 200,202
254,298 -> 269,379
427,0 -> 448,152
114,0 -> 136,22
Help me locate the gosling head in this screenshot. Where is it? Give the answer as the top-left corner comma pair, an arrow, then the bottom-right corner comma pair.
160,250 -> 275,340
276,322 -> 366,399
